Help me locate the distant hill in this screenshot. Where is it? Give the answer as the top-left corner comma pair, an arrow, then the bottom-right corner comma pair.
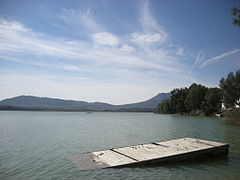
0,93 -> 171,112
0,96 -> 114,111
118,93 -> 171,109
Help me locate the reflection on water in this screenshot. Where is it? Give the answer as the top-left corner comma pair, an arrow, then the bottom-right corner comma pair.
0,111 -> 240,179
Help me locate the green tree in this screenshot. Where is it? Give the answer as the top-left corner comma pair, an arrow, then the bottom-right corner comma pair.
231,7 -> 240,27
170,88 -> 189,114
219,70 -> 240,108
157,99 -> 175,114
201,88 -> 223,116
184,83 -> 208,112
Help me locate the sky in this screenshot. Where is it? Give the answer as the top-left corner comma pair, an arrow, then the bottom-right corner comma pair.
0,0 -> 240,104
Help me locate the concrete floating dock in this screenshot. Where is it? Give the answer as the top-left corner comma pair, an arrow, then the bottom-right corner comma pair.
70,138 -> 229,170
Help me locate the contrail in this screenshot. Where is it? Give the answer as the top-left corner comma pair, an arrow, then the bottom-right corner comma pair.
184,49 -> 202,84
185,19 -> 219,84
200,48 -> 240,67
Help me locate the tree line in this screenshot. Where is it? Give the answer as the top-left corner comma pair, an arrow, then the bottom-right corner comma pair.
157,69 -> 240,116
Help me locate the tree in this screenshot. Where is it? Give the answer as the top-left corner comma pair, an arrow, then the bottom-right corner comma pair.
157,99 -> 175,114
201,88 -> 223,116
184,83 -> 208,112
231,7 -> 240,27
170,88 -> 189,114
219,70 -> 240,108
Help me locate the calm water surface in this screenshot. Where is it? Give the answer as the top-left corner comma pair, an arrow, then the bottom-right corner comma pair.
0,111 -> 240,180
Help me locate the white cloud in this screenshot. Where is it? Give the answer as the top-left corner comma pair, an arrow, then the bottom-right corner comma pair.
91,32 -> 119,46
120,45 -> 135,52
0,18 -> 30,33
131,32 -> 164,45
128,0 -> 168,51
0,2 -> 191,104
200,49 -> 240,67
139,1 -> 167,41
175,47 -> 185,56
0,18 -> 184,72
0,55 -> 95,73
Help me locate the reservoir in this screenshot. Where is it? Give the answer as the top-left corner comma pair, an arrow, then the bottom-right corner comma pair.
0,111 -> 239,179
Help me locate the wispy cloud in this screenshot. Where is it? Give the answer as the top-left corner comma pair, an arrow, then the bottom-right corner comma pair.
0,1 -> 192,103
175,47 -> 185,57
131,32 -> 164,45
200,49 -> 240,67
0,17 -> 184,72
0,55 -> 95,73
91,32 -> 119,46
57,8 -> 102,33
138,1 -> 167,43
120,45 -> 135,52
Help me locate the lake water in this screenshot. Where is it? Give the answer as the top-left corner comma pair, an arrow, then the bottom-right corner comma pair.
0,111 -> 240,180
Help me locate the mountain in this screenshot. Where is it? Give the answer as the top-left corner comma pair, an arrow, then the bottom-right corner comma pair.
0,96 -> 114,111
0,93 -> 171,111
118,93 -> 171,109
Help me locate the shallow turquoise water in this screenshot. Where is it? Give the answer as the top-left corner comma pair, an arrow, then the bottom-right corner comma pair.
0,111 -> 239,180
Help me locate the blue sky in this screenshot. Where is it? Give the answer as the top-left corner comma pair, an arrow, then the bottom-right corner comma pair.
0,0 -> 239,104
